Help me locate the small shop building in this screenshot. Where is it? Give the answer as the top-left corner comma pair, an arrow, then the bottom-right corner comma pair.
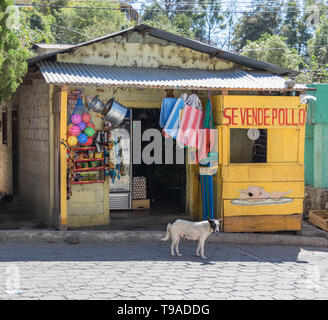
0,24 -> 308,232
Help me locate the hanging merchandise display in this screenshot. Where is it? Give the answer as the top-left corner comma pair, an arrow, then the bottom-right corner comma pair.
84,137 -> 94,146
68,89 -> 84,115
69,125 -> 80,136
81,113 -> 91,123
78,133 -> 88,145
102,98 -> 128,127
86,96 -> 128,127
84,126 -> 95,137
87,122 -> 95,130
199,98 -> 216,221
198,97 -> 216,161
104,127 -> 129,187
159,97 -> 178,128
163,93 -> 188,139
200,174 -> 214,220
67,135 -> 78,147
71,113 -> 82,125
67,97 -> 95,146
78,121 -> 87,131
86,95 -> 105,113
176,93 -> 204,148
67,147 -> 75,199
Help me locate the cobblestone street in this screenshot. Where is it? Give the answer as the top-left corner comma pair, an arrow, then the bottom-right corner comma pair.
0,241 -> 328,300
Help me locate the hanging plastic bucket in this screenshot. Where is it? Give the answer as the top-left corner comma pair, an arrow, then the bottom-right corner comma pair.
102,98 -> 127,126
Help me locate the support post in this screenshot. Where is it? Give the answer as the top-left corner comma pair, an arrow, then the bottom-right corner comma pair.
60,86 -> 68,230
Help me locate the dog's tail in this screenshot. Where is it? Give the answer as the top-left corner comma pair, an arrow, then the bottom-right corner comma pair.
161,223 -> 171,241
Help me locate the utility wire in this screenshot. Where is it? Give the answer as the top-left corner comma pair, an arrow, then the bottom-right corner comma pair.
18,0 -> 295,3
16,0 -> 321,9
29,16 -> 91,38
14,3 -> 328,14
241,44 -> 328,52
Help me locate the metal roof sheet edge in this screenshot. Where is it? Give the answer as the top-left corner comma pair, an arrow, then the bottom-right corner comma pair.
37,61 -> 307,91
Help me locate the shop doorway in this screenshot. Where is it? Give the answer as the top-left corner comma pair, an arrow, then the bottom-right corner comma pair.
133,108 -> 186,215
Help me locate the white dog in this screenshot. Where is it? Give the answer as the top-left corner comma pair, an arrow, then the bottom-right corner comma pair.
161,218 -> 221,259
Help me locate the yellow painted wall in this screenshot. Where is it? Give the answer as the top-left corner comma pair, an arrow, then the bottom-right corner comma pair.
197,94 -> 306,231
67,181 -> 109,227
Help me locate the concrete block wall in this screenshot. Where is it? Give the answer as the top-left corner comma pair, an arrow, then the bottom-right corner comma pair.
17,80 -> 51,224
304,186 -> 328,219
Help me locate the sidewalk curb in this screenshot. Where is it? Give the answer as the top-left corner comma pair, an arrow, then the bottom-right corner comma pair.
0,230 -> 328,247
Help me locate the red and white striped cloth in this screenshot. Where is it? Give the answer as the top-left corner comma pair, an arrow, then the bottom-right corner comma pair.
176,104 -> 204,148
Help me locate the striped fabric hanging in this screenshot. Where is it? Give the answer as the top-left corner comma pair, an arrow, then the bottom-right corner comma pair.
163,93 -> 188,139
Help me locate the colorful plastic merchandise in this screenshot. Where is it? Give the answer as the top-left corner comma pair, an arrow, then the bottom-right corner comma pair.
67,97 -> 96,147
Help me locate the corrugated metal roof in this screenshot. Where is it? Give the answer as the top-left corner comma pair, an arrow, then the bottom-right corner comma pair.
29,24 -> 297,77
38,61 -> 306,91
33,44 -> 73,50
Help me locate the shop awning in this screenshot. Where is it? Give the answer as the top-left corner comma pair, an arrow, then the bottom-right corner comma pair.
38,61 -> 307,91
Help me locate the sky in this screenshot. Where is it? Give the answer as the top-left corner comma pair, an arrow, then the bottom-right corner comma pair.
129,0 -> 265,49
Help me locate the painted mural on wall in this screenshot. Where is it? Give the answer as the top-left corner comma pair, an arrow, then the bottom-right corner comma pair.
231,186 -> 293,206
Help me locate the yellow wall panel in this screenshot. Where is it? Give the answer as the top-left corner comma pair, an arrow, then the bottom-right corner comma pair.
221,164 -> 304,182
222,181 -> 304,199
223,214 -> 302,232
223,198 -> 303,217
268,129 -> 299,163
211,95 -> 223,125
298,126 -> 305,165
223,95 -> 303,109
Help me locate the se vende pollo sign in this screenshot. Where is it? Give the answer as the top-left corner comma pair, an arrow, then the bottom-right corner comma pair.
223,107 -> 306,126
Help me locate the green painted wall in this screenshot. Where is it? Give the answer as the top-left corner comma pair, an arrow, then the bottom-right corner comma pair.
307,84 -> 328,124
305,124 -> 314,186
314,123 -> 328,188
306,84 -> 328,188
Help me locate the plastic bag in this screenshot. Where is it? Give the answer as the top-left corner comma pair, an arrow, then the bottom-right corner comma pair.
185,93 -> 202,110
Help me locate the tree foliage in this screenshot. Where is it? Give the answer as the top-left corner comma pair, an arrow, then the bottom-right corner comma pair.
280,0 -> 311,53
0,0 -> 29,104
140,0 -> 225,44
241,34 -> 302,71
231,0 -> 282,51
18,0 -> 132,45
308,15 -> 328,67
141,3 -> 194,38
192,0 -> 225,45
52,0 -> 132,44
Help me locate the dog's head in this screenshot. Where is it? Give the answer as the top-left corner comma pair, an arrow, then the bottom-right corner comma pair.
208,218 -> 221,233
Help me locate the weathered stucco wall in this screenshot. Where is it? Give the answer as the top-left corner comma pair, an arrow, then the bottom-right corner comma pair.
69,86 -> 215,111
17,80 -> 51,224
67,182 -> 110,227
0,96 -> 17,194
58,32 -> 237,70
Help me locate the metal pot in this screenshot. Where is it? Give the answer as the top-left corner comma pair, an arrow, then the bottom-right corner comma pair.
87,95 -> 105,113
102,98 -> 127,126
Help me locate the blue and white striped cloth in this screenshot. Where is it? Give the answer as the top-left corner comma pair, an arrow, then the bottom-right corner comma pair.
159,97 -> 178,128
163,93 -> 188,139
